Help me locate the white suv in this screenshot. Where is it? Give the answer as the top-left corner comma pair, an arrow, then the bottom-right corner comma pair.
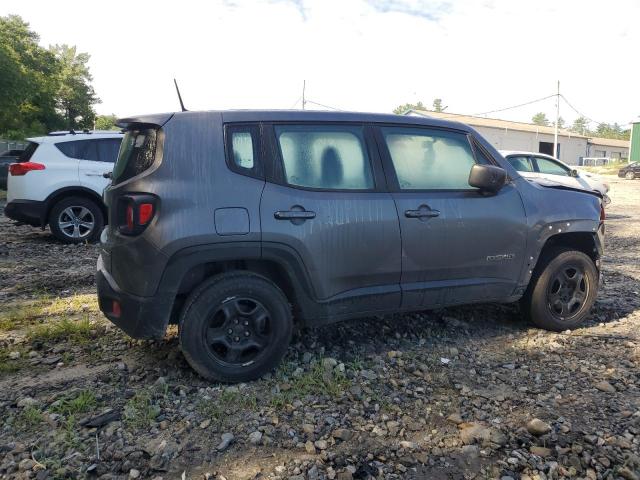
4,130 -> 123,243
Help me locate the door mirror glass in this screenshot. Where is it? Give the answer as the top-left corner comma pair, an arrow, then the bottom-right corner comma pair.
468,164 -> 507,193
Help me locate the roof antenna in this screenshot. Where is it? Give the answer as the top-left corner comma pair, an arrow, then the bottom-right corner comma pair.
174,78 -> 187,112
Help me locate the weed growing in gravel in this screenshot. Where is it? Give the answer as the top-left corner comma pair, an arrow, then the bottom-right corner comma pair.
51,390 -> 97,417
0,301 -> 46,330
197,390 -> 258,425
270,360 -> 351,407
124,390 -> 161,429
0,348 -> 26,374
14,406 -> 45,431
27,317 -> 94,344
43,293 -> 99,316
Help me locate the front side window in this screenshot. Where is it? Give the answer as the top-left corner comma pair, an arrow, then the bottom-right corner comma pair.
535,157 -> 570,176
275,124 -> 374,190
507,155 -> 534,172
382,127 -> 477,190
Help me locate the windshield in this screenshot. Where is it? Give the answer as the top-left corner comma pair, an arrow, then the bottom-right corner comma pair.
112,128 -> 158,183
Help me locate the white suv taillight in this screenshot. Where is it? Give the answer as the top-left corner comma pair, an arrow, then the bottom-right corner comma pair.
9,162 -> 45,176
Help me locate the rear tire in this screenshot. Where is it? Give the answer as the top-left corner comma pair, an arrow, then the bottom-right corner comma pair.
521,248 -> 598,331
625,171 -> 635,180
49,196 -> 104,244
179,272 -> 292,383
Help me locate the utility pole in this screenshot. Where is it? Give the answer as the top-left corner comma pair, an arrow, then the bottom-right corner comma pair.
302,80 -> 306,110
553,80 -> 560,158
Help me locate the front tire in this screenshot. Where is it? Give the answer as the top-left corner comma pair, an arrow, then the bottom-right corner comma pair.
179,272 -> 293,383
522,248 -> 598,331
625,171 -> 635,180
49,196 -> 104,244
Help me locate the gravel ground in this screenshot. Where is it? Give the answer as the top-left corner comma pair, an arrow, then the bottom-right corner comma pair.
0,176 -> 638,480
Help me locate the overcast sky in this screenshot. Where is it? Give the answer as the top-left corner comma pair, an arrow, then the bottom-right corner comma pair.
2,0 -> 639,127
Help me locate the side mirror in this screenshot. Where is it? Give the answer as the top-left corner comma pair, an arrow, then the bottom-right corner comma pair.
570,169 -> 579,177
468,164 -> 507,193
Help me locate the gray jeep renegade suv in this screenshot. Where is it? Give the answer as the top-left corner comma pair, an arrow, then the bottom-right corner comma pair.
97,110 -> 605,383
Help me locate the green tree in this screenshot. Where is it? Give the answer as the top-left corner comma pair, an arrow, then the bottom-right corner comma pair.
393,101 -> 426,115
0,15 -> 62,139
594,122 -> 630,140
50,44 -> 99,130
432,98 -> 444,112
552,117 -> 565,129
94,114 -> 119,130
531,112 -> 549,126
570,116 -> 590,136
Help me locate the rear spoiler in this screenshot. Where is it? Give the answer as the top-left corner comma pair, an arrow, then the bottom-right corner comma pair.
116,113 -> 175,129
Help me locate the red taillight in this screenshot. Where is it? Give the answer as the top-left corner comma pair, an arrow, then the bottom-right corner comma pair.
600,204 -> 606,222
9,162 -> 45,176
138,203 -> 154,225
126,204 -> 134,231
111,300 -> 121,318
118,194 -> 157,235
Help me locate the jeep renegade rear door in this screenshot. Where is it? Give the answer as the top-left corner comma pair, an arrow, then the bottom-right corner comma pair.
376,126 -> 527,308
260,123 -> 402,317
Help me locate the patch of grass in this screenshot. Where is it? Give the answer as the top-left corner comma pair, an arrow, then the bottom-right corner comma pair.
0,349 -> 26,374
43,294 -> 99,316
14,406 -> 45,431
124,390 -> 161,429
27,317 -> 94,344
0,294 -> 98,332
0,189 -> 6,201
0,302 -> 46,331
197,389 -> 258,425
270,361 -> 351,408
51,390 -> 97,417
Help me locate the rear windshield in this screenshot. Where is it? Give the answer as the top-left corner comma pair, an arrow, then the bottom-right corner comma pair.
18,142 -> 39,162
112,128 -> 158,183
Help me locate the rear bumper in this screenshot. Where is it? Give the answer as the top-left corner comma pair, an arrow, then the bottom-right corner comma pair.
96,254 -> 174,339
4,200 -> 45,227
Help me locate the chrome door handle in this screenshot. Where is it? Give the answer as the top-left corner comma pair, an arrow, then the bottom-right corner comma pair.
405,209 -> 440,218
274,210 -> 316,220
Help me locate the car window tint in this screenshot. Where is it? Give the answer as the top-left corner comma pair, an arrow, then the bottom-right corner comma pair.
97,138 -> 122,163
231,131 -> 254,169
55,140 -> 88,159
535,157 -> 569,176
382,127 -> 476,190
83,140 -> 99,161
275,124 -> 374,190
507,155 -> 534,172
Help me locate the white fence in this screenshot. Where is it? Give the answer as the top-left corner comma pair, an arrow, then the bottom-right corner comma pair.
581,157 -> 628,166
0,139 -> 27,154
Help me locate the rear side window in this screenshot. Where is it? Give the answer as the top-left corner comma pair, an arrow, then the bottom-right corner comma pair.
381,127 -> 477,190
112,128 -> 158,183
507,155 -> 534,172
55,140 -> 89,159
97,139 -> 122,163
18,142 -> 39,162
274,124 -> 374,190
224,124 -> 262,179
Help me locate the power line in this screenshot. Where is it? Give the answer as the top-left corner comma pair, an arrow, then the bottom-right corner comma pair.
434,94 -> 555,120
289,96 -> 301,109
304,99 -> 343,111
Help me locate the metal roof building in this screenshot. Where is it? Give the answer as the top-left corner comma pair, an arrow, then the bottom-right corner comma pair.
404,110 -> 630,166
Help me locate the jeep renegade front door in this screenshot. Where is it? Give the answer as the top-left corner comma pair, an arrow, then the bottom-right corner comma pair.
376,126 -> 528,309
260,123 -> 402,316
